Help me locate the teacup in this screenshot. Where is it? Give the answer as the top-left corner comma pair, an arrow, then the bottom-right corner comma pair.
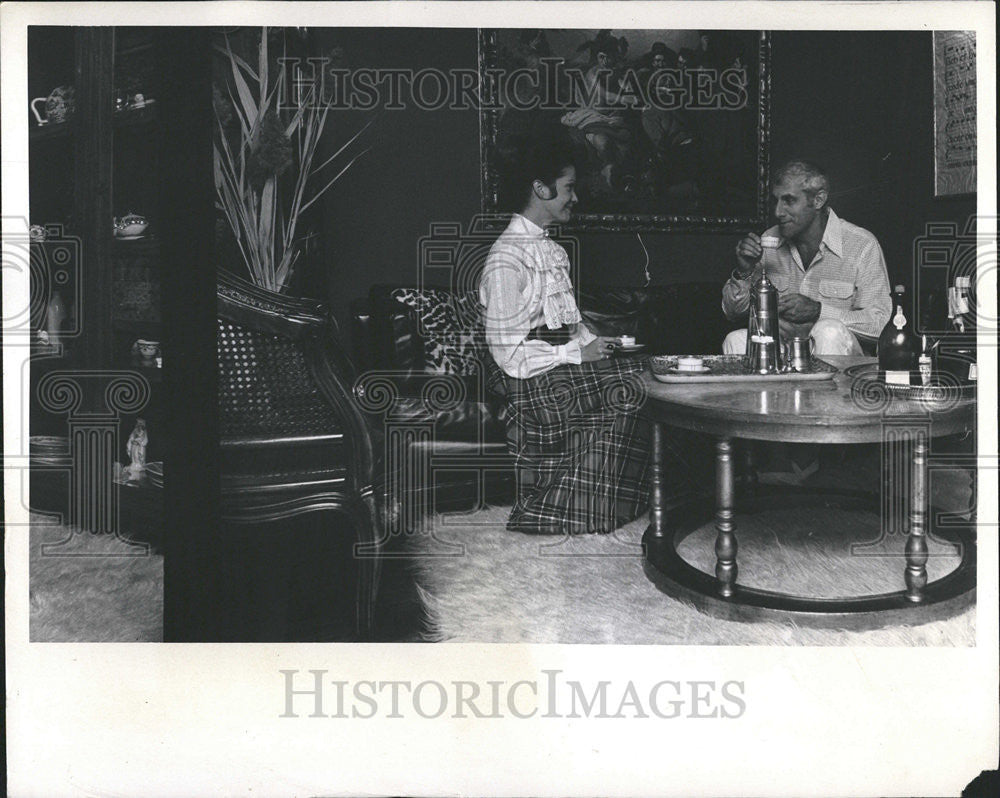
619,335 -> 635,347
676,356 -> 704,371
30,85 -> 76,126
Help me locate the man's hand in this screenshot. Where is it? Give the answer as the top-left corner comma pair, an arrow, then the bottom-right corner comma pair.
580,336 -> 617,362
735,233 -> 763,276
778,293 -> 821,323
778,318 -> 814,342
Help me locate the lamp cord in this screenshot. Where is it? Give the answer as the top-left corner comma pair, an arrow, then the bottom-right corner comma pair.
637,232 -> 651,286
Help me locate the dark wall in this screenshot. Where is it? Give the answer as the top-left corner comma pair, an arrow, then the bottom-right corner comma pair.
316,29 -> 975,328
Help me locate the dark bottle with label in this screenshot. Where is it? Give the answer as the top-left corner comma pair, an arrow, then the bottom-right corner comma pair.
878,284 -> 918,385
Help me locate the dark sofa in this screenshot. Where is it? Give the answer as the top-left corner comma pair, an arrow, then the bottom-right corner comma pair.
350,282 -> 741,518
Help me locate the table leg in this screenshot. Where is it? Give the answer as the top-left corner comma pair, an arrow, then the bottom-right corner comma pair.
714,437 -> 738,597
647,422 -> 668,538
905,432 -> 929,602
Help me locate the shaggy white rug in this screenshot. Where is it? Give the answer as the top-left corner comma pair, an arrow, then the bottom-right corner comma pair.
29,516 -> 163,642
411,468 -> 976,646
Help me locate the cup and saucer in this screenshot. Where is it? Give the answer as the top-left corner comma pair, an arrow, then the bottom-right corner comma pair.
613,335 -> 646,354
667,356 -> 710,374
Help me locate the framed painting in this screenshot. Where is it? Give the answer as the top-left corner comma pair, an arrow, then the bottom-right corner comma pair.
479,29 -> 771,232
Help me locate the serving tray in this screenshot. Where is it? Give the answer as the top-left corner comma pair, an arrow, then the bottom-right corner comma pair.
843,362 -> 976,399
649,355 -> 838,383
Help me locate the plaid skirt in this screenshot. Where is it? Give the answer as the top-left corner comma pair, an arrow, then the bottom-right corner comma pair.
487,356 -> 652,535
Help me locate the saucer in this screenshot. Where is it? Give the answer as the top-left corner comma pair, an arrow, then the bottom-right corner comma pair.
667,365 -> 711,374
115,233 -> 147,240
615,343 -> 646,353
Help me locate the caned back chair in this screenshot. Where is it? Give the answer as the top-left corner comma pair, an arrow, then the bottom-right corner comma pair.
217,270 -> 380,640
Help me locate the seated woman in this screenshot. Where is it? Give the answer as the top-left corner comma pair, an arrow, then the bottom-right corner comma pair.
479,138 -> 651,535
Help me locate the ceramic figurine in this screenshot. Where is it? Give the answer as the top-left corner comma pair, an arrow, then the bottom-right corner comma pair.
125,419 -> 148,478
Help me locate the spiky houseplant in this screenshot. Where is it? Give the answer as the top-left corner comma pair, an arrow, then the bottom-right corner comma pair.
214,27 -> 370,293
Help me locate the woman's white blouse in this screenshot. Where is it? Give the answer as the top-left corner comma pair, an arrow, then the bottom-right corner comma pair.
479,214 -> 596,379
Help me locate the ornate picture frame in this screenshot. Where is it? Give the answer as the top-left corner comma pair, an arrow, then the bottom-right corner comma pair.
479,29 -> 771,232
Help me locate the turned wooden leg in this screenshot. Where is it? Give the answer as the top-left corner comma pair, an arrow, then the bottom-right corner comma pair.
905,432 -> 929,602
714,437 -> 738,597
647,422 -> 668,538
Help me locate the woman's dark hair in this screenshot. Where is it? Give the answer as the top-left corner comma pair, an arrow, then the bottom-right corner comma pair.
497,133 -> 578,213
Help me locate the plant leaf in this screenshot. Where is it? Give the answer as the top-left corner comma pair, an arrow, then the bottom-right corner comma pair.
226,37 -> 257,136
312,114 -> 378,175
300,147 -> 370,214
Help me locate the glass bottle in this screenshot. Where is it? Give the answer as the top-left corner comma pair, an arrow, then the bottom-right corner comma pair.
878,284 -> 918,385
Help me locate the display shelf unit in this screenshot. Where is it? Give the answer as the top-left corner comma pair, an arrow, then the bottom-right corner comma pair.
28,26 -> 166,523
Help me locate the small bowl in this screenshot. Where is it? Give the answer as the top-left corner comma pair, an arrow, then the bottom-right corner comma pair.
115,224 -> 148,237
114,213 -> 149,237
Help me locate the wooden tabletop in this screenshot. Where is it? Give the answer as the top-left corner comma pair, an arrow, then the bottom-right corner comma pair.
641,356 -> 976,443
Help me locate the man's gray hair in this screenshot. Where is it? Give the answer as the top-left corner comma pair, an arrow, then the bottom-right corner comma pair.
773,160 -> 829,201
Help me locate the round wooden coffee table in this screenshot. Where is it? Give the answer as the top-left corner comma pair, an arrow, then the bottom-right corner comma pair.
640,355 -> 977,628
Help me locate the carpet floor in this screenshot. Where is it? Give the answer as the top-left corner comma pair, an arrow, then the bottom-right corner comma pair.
29,517 -> 163,642
411,458 -> 977,645
24,450 -> 977,646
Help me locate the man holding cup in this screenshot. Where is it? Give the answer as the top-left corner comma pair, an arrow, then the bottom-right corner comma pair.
721,160 -> 892,356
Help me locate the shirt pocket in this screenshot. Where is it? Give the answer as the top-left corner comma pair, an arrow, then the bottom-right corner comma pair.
768,273 -> 789,292
818,279 -> 855,310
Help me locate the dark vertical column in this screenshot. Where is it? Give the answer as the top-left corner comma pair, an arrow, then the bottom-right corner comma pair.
157,28 -> 219,641
73,28 -> 114,371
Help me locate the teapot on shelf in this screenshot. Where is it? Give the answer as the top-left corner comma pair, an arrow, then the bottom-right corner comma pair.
31,85 -> 76,126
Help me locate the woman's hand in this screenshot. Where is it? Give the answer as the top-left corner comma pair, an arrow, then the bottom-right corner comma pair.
580,336 -> 617,362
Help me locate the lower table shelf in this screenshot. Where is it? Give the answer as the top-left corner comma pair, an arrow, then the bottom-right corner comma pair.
643,486 -> 976,631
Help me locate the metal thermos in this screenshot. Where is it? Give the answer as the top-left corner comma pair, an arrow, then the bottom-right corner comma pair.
744,265 -> 784,374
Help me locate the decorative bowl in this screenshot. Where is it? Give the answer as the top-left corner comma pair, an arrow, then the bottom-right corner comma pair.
114,213 -> 149,237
